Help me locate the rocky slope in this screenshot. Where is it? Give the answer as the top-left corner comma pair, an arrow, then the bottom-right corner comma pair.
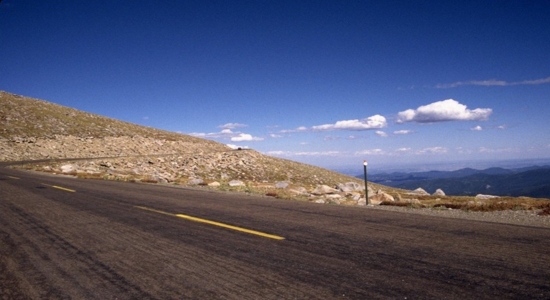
1,91 -> 407,205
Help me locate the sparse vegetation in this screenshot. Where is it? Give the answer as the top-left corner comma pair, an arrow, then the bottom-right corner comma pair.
380,194 -> 550,212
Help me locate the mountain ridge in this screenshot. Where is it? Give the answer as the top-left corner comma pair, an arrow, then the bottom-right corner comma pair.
366,166 -> 550,197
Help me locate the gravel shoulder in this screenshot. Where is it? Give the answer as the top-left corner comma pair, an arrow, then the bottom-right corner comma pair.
364,204 -> 550,228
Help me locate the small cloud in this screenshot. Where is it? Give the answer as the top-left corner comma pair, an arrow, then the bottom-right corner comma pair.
355,149 -> 385,156
280,126 -> 308,133
435,76 -> 550,88
231,133 -> 264,142
497,125 -> 507,130
471,125 -> 483,131
269,133 -> 283,138
393,130 -> 412,135
396,147 -> 411,152
397,99 -> 492,123
478,147 -> 516,153
143,116 -> 149,120
190,127 -> 262,142
416,147 -> 448,154
375,131 -> 388,137
312,115 -> 387,131
219,123 -> 247,129
266,150 -> 285,156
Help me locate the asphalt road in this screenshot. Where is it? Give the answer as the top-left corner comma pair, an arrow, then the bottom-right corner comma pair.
1,167 -> 549,299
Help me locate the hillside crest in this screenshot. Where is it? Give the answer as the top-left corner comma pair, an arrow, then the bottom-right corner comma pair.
1,91 -> 400,205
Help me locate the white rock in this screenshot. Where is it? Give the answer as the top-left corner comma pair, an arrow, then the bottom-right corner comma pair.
188,178 -> 204,185
337,182 -> 363,192
412,188 -> 430,195
60,164 -> 76,173
228,180 -> 245,187
312,185 -> 339,195
433,189 -> 446,196
476,194 -> 499,199
368,191 -> 394,205
275,181 -> 289,189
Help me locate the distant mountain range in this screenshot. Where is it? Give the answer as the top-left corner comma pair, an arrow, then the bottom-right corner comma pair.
360,166 -> 550,198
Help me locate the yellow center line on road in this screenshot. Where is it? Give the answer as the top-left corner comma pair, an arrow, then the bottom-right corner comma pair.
135,206 -> 285,240
41,183 -> 76,193
7,176 -> 20,179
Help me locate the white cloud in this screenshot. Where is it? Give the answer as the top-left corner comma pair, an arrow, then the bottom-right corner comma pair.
435,76 -> 550,88
269,133 -> 283,138
416,147 -> 448,154
471,125 -> 483,131
478,147 -> 516,153
396,147 -> 411,152
393,130 -> 412,135
265,150 -> 285,155
231,133 -> 264,142
375,131 -> 388,137
189,129 -> 234,139
280,126 -> 308,133
190,128 -> 263,142
497,125 -> 507,130
312,115 -> 387,131
396,99 -> 492,123
355,149 -> 385,155
219,123 -> 247,129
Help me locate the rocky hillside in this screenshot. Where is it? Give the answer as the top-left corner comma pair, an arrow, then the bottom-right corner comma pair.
1,91 -> 408,205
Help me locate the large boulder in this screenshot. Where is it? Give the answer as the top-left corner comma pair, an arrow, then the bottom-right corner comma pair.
188,178 -> 204,185
228,180 -> 245,187
312,185 -> 339,195
412,188 -> 430,195
60,164 -> 76,174
368,191 -> 395,205
275,181 -> 289,189
337,182 -> 363,193
433,189 -> 446,196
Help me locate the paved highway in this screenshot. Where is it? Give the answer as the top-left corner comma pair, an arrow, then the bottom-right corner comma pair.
1,166 -> 549,299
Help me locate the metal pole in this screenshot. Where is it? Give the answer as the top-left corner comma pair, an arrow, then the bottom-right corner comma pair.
363,160 -> 369,204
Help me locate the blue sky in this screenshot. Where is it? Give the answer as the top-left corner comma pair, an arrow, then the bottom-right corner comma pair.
2,0 -> 549,171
